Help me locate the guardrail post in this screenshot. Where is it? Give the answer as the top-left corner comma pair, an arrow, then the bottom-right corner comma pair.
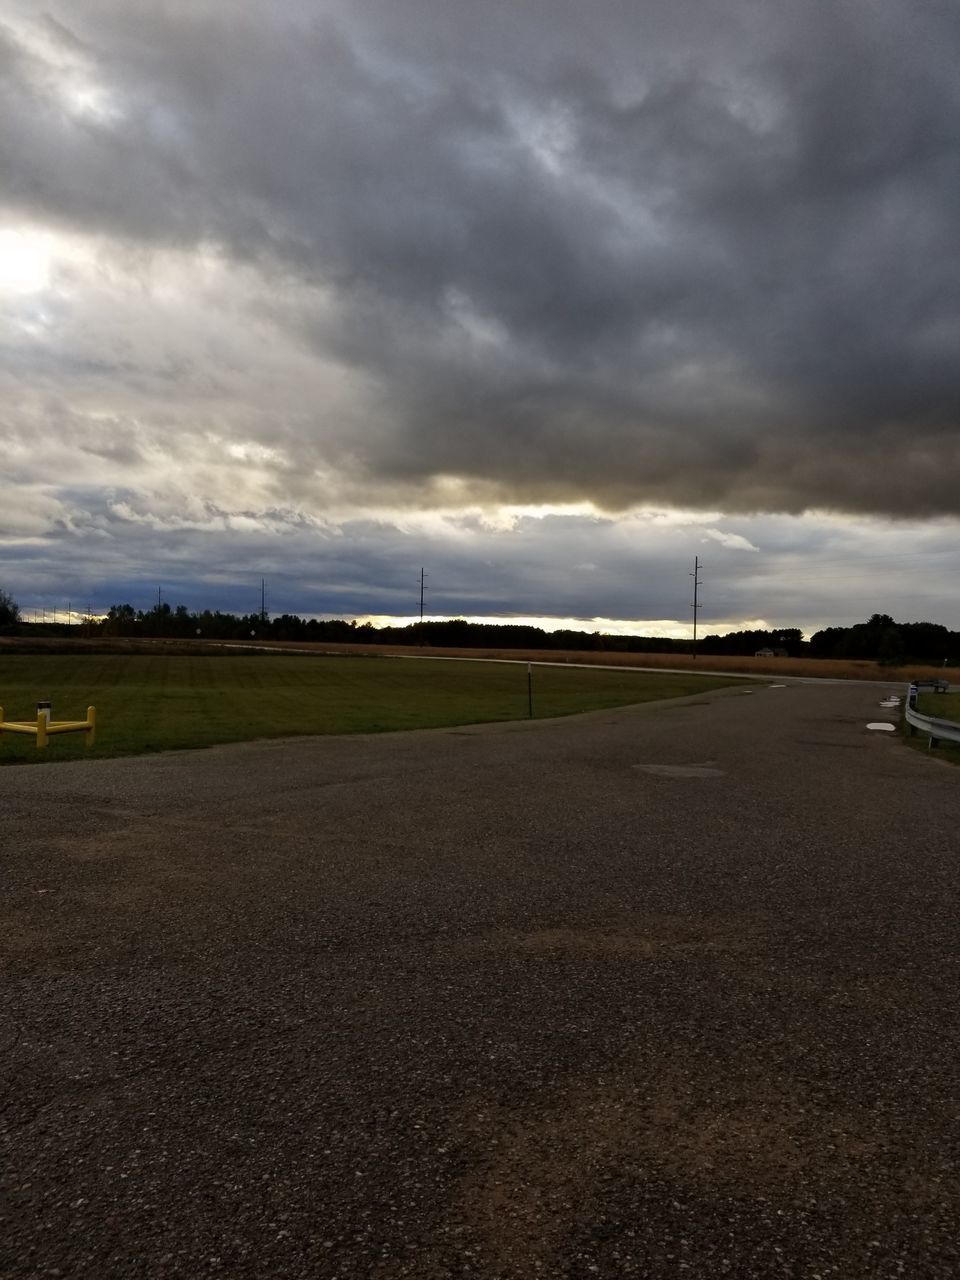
906,683 -> 917,735
86,706 -> 96,748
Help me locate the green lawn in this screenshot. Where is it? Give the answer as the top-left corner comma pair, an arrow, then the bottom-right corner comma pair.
0,653 -> 743,764
917,691 -> 960,721
905,691 -> 960,766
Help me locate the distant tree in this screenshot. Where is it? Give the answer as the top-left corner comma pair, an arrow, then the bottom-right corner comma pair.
900,621 -> 950,663
553,628 -> 599,650
171,604 -> 193,637
103,603 -> 137,636
775,628 -> 804,650
808,626 -> 846,659
877,624 -> 906,667
0,588 -> 20,627
271,613 -> 309,641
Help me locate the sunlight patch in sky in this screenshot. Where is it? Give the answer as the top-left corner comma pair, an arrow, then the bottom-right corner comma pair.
0,228 -> 52,295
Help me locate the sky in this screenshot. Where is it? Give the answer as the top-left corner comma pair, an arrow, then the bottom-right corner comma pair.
2,0 -> 959,637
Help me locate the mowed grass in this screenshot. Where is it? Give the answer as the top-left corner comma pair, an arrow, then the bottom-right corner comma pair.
0,653 -> 744,764
905,691 -> 960,767
918,691 -> 960,721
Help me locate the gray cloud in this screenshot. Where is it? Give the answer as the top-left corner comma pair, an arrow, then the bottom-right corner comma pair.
6,493 -> 960,634
2,0 -> 960,627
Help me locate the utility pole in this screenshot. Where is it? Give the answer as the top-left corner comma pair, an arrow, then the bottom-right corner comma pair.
260,577 -> 267,623
418,567 -> 428,645
690,556 -> 703,659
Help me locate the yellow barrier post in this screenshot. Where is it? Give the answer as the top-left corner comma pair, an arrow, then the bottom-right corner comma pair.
0,703 -> 97,750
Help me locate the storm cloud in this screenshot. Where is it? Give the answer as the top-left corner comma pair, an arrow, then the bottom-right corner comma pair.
2,1 -> 960,631
3,0 -> 960,517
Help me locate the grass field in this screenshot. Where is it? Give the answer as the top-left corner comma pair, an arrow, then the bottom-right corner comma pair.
0,653 -> 745,764
918,691 -> 960,721
905,691 -> 960,767
4,635 -> 957,684
251,640 -> 955,685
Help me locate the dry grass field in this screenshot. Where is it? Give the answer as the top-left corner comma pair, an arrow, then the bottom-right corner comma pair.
247,640 -> 948,684
0,634 -> 951,684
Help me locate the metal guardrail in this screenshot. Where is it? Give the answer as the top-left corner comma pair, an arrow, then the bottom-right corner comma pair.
904,684 -> 960,747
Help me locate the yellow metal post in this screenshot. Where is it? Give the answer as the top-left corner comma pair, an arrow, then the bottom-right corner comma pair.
36,708 -> 47,749
86,707 -> 96,747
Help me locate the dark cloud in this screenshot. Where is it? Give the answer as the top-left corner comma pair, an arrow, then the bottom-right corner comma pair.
5,493 -> 959,634
2,0 -> 960,520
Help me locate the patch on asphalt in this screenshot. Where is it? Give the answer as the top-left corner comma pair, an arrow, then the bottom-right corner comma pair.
454,1078 -> 879,1273
633,761 -> 724,777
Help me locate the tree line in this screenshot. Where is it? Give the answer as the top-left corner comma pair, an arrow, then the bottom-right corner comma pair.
2,589 -> 957,664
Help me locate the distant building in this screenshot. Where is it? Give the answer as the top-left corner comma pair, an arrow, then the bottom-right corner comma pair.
755,646 -> 788,658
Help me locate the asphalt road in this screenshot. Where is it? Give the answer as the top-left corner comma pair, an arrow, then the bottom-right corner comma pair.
2,681 -> 959,1278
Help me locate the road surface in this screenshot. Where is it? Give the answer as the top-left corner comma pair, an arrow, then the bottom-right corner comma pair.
2,681 -> 959,1278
